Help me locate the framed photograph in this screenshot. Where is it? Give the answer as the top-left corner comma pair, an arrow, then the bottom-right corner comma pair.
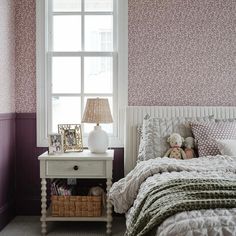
48,133 -> 63,155
58,124 -> 83,152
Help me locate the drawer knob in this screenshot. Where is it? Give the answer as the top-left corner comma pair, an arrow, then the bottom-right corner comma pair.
73,165 -> 79,171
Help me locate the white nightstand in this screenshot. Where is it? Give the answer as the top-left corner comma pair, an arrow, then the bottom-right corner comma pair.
38,150 -> 114,235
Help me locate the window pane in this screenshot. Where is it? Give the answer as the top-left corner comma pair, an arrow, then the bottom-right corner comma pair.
52,96 -> 81,132
52,57 -> 81,94
85,15 -> 113,51
53,0 -> 81,12
85,0 -> 113,12
83,96 -> 113,134
53,16 -> 81,51
84,57 -> 112,93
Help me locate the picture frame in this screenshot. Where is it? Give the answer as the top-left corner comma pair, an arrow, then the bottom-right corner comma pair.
48,133 -> 63,155
58,124 -> 83,152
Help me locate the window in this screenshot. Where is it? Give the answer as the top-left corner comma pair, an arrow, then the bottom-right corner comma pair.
36,0 -> 127,147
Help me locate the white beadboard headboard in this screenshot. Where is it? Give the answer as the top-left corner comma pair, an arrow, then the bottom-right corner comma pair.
124,106 -> 236,175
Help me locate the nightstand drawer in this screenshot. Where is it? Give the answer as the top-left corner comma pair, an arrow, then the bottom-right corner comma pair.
46,161 -> 106,177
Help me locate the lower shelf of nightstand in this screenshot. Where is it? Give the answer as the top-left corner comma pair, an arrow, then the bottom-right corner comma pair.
45,207 -> 108,222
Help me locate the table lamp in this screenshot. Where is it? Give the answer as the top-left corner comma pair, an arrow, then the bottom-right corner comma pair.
82,98 -> 113,153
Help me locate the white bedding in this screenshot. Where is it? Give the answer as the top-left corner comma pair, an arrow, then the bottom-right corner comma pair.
109,156 -> 236,236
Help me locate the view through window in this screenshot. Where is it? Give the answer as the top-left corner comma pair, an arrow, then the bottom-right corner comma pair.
49,0 -> 116,135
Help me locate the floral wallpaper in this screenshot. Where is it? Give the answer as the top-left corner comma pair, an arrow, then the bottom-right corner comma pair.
0,0 -> 15,113
15,0 -> 36,113
128,0 -> 236,106
14,0 -> 236,112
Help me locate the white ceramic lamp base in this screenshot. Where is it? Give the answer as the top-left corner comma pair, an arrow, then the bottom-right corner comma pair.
88,125 -> 109,153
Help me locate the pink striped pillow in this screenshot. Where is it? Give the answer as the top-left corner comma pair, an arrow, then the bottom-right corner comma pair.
190,122 -> 236,156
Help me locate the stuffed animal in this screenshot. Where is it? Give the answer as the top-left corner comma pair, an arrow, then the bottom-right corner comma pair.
164,133 -> 186,159
184,137 -> 196,159
88,186 -> 106,208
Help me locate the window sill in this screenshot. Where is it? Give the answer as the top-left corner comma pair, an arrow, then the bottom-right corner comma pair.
37,136 -> 124,148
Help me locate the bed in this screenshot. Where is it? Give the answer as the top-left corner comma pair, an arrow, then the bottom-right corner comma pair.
110,106 -> 236,236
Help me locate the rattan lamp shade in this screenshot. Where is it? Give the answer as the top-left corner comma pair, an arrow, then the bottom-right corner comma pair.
82,98 -> 113,125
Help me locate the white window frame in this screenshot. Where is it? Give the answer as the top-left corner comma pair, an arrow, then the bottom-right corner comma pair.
36,0 -> 127,147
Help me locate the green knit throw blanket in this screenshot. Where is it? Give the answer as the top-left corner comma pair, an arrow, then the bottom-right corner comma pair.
125,178 -> 236,236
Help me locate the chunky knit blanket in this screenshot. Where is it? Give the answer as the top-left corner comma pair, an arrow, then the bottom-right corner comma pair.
125,178 -> 236,236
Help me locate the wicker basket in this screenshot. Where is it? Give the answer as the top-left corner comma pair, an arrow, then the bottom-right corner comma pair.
51,195 -> 102,217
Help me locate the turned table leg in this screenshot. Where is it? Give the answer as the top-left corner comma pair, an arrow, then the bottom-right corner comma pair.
106,178 -> 112,235
41,178 -> 47,235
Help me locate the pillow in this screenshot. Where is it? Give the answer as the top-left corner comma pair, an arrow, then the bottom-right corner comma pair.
215,139 -> 236,156
190,122 -> 236,157
137,115 -> 214,161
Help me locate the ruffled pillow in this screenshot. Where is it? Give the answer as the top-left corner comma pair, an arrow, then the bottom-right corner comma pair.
215,139 -> 236,156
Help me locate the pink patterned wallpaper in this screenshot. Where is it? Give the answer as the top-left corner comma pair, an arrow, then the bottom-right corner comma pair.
14,0 -> 236,112
128,0 -> 236,106
0,0 -> 15,113
15,0 -> 36,113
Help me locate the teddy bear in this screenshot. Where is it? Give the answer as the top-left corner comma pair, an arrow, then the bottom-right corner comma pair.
184,137 -> 196,159
88,186 -> 106,208
164,133 -> 186,159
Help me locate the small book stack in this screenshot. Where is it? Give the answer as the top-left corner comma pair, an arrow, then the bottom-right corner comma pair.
51,179 -> 73,196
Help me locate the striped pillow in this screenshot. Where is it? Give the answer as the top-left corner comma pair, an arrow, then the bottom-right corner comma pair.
190,122 -> 236,157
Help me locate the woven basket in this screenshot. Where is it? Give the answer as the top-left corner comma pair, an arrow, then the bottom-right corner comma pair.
51,195 -> 102,217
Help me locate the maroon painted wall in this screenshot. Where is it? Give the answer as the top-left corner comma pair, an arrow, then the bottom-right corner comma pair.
0,114 -> 16,230
15,113 -> 47,215
15,113 -> 124,215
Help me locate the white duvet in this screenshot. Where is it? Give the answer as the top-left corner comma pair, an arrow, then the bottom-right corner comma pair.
109,156 -> 236,236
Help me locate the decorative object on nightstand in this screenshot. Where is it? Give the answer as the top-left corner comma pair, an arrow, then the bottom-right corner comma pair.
82,98 -> 113,153
48,133 -> 63,155
58,124 -> 83,152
